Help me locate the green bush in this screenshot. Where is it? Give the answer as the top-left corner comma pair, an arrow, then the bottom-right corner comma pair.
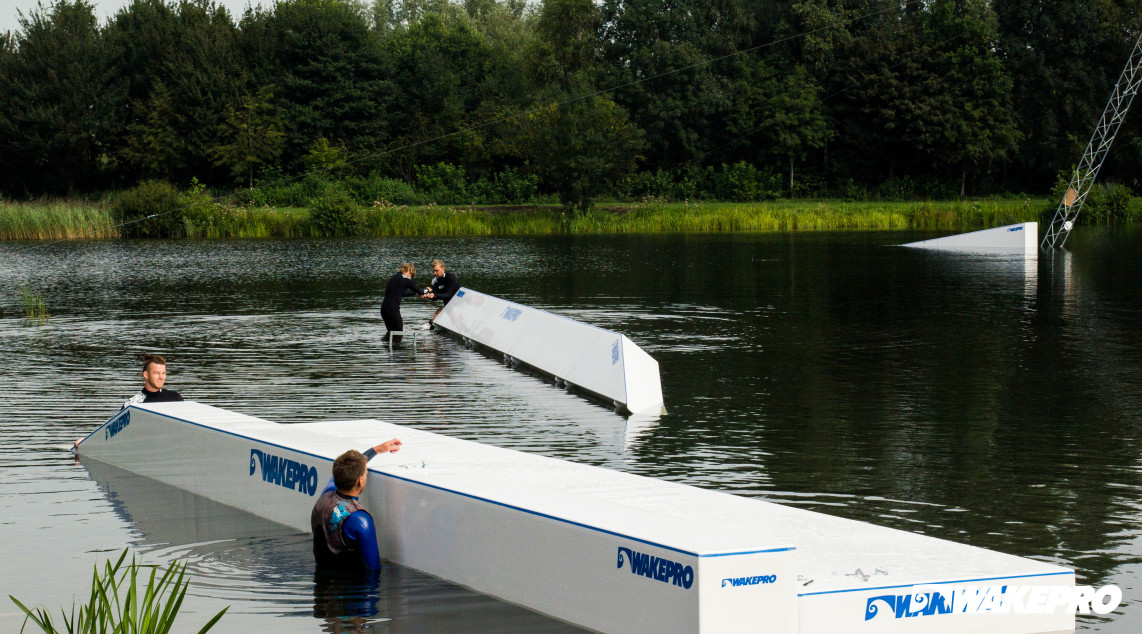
416,163 -> 472,205
308,188 -> 361,236
346,173 -> 418,205
1084,182 -> 1134,224
115,180 -> 184,238
714,162 -> 781,202
475,167 -> 540,204
1049,168 -> 1136,224
875,176 -> 954,201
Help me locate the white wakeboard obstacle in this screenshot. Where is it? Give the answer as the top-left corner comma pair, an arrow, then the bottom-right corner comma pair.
432,288 -> 664,414
77,402 -> 1075,634
902,222 -> 1038,252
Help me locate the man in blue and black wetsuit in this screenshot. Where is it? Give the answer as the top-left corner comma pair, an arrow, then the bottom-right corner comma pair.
311,438 -> 403,571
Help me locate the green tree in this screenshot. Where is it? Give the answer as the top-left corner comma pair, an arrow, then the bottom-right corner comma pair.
517,93 -> 645,210
923,0 -> 1019,196
600,0 -> 757,170
121,81 -> 184,180
384,11 -> 505,178
994,0 -> 1136,190
261,0 -> 392,170
209,87 -> 286,187
0,0 -> 123,194
726,59 -> 829,196
106,0 -> 246,184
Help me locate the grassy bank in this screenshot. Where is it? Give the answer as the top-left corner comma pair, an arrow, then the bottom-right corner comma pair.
0,197 -> 1054,240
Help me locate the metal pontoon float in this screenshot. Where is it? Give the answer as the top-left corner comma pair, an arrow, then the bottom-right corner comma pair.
77,402 -> 1074,633
431,288 -> 664,414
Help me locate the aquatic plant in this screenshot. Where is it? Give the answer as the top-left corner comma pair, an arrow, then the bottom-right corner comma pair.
9,549 -> 227,634
0,195 -> 1056,239
20,284 -> 49,325
0,200 -> 118,240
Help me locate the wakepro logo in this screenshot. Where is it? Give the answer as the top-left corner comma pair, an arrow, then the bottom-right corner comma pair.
722,574 -> 777,588
865,584 -> 1123,621
1008,226 -> 1024,232
249,448 -> 319,496
616,546 -> 695,589
104,411 -> 130,440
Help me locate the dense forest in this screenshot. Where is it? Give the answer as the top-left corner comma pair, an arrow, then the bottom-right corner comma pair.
2,0 -> 1142,206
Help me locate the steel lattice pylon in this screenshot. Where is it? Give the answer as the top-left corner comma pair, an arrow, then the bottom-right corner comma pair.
1042,31 -> 1142,249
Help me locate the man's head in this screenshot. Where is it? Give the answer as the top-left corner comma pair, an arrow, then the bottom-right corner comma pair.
399,262 -> 415,277
142,354 -> 167,391
431,259 -> 445,277
332,449 -> 368,493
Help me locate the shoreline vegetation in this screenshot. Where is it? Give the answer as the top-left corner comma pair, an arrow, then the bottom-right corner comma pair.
0,196 -> 1082,241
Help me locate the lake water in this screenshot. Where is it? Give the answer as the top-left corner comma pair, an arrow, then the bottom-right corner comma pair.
1,228 -> 1141,632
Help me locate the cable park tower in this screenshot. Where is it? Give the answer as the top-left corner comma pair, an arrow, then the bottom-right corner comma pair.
1042,31 -> 1142,249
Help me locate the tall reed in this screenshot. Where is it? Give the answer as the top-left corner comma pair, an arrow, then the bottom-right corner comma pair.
0,200 -> 118,240
20,284 -> 49,325
0,196 -> 1052,239
9,549 -> 227,634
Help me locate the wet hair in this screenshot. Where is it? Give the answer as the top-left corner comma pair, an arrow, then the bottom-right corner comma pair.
142,353 -> 167,372
431,259 -> 445,269
399,262 -> 416,276
332,450 -> 367,491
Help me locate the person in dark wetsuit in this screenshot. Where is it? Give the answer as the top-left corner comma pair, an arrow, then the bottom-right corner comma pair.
425,259 -> 460,324
312,439 -> 403,571
381,262 -> 427,340
122,353 -> 184,409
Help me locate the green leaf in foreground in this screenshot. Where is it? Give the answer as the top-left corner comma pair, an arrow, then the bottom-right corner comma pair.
9,549 -> 228,633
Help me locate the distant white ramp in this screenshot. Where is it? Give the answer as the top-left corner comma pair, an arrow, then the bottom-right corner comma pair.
433,288 -> 664,414
902,222 -> 1038,252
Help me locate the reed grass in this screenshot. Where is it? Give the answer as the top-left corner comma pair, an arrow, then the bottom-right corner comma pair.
0,196 -> 1052,239
0,200 -> 118,240
182,204 -> 308,238
20,284 -> 49,325
9,549 -> 227,633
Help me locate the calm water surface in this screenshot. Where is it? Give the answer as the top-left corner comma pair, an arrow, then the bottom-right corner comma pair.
2,229 -> 1141,632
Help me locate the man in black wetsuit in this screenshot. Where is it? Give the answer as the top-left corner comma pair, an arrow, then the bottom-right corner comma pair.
426,259 -> 460,324
381,262 -> 427,340
122,353 -> 184,409
312,438 -> 403,571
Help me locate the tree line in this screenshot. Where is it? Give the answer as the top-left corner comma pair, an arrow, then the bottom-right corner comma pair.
2,0 -> 1141,206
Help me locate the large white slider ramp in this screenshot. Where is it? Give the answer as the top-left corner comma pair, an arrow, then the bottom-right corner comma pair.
77,402 -> 1074,634
902,222 -> 1038,252
432,288 -> 664,414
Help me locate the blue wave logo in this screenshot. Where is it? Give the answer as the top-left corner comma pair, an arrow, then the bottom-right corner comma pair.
611,339 -> 620,365
866,590 -> 955,621
722,575 -> 777,588
616,546 -> 694,589
104,411 -> 130,441
249,448 -> 319,496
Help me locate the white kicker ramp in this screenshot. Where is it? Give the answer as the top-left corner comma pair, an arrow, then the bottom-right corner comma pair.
902,222 -> 1038,252
433,288 -> 664,414
77,402 -> 1075,634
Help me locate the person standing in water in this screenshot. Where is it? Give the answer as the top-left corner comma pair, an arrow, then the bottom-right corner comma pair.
425,259 -> 460,324
312,439 -> 403,571
381,262 -> 428,340
123,353 -> 184,409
